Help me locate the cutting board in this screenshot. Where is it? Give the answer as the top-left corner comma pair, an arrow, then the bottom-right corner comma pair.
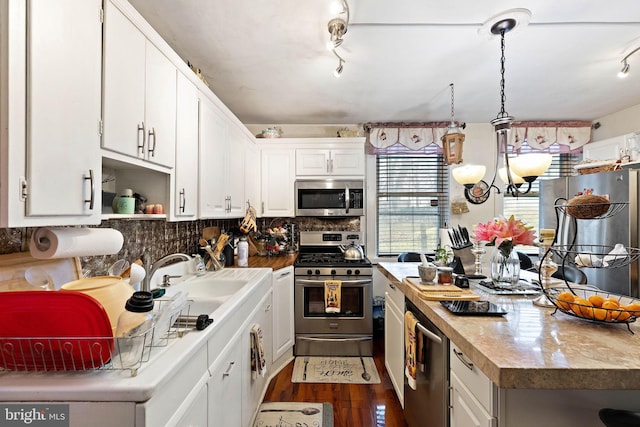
403,277 -> 480,301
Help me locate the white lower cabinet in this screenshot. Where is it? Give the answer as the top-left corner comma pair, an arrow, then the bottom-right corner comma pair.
208,333 -> 243,426
272,267 -> 294,361
242,290 -> 274,427
384,290 -> 405,408
449,344 -> 497,427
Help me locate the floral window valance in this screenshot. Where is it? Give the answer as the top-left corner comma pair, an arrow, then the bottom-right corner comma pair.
364,121 -> 593,155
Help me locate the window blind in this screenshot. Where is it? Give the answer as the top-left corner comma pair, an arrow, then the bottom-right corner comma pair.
376,154 -> 449,256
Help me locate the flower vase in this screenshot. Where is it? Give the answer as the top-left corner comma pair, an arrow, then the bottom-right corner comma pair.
490,247 -> 520,287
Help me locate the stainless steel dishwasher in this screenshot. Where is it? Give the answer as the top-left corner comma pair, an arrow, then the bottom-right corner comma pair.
404,299 -> 450,427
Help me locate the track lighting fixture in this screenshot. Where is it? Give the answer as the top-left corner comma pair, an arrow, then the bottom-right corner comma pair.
327,0 -> 349,77
618,46 -> 639,78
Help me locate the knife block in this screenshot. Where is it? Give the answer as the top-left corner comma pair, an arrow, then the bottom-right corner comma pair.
452,246 -> 475,276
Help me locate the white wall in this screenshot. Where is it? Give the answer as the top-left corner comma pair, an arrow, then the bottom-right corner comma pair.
592,102 -> 640,141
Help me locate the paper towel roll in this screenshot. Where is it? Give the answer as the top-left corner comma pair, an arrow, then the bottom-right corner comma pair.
30,227 -> 124,259
439,228 -> 452,248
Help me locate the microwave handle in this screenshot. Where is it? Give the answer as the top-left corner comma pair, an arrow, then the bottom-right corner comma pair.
345,185 -> 350,214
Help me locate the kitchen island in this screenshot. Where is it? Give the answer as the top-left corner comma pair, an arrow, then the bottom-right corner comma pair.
379,261 -> 640,426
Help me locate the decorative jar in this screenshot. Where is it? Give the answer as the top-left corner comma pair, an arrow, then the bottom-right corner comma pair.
490,246 -> 520,287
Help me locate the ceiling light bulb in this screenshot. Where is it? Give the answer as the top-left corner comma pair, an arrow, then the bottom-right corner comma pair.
618,62 -> 630,78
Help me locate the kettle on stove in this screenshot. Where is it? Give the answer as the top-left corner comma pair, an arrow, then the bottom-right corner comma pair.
339,241 -> 365,261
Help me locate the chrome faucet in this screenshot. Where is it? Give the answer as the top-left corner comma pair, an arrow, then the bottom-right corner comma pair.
141,250 -> 192,292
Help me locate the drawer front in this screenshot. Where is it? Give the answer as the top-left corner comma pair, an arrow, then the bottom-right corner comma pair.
450,371 -> 497,427
450,344 -> 496,416
385,278 -> 405,309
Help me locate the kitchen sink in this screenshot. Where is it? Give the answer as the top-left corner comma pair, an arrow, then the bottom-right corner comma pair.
184,279 -> 248,300
186,299 -> 224,316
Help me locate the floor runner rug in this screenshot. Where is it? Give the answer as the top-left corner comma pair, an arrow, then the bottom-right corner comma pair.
254,402 -> 333,427
291,356 -> 381,384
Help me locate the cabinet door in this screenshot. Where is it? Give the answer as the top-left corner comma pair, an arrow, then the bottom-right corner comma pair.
102,0 -> 146,159
331,148 -> 365,175
169,382 -> 207,427
198,96 -> 227,218
208,335 -> 242,427
173,72 -> 198,219
245,140 -> 261,216
261,149 -> 295,217
242,291 -> 273,427
144,42 -> 176,167
296,149 -> 330,176
227,125 -> 247,217
450,371 -> 497,427
272,267 -> 294,361
385,293 -> 405,407
26,0 -> 102,219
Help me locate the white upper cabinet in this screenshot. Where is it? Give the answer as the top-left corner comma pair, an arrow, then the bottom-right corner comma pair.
198,96 -> 228,218
0,0 -> 103,227
296,145 -> 364,177
171,72 -> 199,220
102,0 -> 176,168
261,148 -> 296,217
245,140 -> 262,217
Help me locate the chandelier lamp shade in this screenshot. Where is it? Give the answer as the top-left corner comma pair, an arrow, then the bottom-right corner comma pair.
452,9 -> 551,202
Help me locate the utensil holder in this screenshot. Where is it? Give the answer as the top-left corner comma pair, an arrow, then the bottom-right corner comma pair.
452,246 -> 475,275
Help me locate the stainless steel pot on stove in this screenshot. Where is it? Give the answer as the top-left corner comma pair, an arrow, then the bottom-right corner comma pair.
339,241 -> 365,261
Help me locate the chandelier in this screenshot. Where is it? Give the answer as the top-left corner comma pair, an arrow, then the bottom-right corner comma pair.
452,10 -> 551,201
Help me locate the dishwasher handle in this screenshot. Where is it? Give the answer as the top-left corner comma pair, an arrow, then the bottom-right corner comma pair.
415,321 -> 443,345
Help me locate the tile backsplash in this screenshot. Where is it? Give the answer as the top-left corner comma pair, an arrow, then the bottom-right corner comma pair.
0,216 -> 361,277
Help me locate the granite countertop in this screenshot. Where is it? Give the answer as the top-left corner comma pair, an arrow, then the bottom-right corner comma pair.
379,261 -> 640,390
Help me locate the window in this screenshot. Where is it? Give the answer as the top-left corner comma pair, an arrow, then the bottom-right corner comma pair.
503,148 -> 580,251
376,154 -> 449,256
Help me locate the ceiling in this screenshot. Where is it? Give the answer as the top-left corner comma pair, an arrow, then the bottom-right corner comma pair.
129,0 -> 640,126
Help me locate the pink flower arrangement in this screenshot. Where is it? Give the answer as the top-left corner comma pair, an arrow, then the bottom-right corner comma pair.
473,215 -> 536,257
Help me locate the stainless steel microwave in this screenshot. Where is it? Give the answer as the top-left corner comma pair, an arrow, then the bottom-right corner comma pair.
295,180 -> 364,217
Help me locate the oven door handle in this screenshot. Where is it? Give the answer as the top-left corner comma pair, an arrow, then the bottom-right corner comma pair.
295,279 -> 373,286
415,321 -> 443,345
297,336 -> 372,343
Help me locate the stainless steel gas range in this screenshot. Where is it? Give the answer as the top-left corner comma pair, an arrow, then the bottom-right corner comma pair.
294,231 -> 373,356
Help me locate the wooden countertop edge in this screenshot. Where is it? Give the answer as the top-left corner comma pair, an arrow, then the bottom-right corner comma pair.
228,253 -> 298,270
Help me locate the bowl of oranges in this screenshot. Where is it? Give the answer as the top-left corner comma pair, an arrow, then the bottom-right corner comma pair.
546,286 -> 640,325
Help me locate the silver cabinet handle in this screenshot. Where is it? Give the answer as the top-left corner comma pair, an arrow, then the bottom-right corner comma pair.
137,122 -> 146,155
83,169 -> 95,210
222,361 -> 235,377
265,304 -> 271,312
147,127 -> 156,156
330,158 -> 334,173
453,348 -> 474,370
179,189 -> 186,213
278,271 -> 291,278
388,282 -> 396,289
261,201 -> 265,215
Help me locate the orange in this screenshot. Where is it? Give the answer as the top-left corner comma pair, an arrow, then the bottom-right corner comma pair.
593,307 -> 608,321
608,309 -> 631,322
578,299 -> 594,319
588,295 -> 605,308
556,291 -> 575,311
571,298 -> 590,318
622,302 -> 640,317
602,300 -> 620,310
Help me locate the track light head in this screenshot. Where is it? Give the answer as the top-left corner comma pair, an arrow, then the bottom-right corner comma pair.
619,61 -> 630,78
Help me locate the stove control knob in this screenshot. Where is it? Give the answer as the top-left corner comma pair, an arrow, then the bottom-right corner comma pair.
315,269 -> 321,275
307,269 -> 313,275
355,269 -> 360,275
331,269 -> 337,276
346,269 -> 353,275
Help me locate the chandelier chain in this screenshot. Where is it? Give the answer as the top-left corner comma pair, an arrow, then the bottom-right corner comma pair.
498,29 -> 508,118
450,83 -> 455,122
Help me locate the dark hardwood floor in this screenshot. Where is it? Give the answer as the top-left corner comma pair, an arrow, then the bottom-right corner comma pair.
262,334 -> 408,427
